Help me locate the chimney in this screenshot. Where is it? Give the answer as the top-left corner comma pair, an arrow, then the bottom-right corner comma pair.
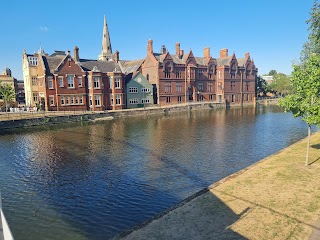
160,45 -> 167,54
204,47 -> 210,59
176,42 -> 180,57
180,50 -> 184,58
113,50 -> 119,63
74,46 -> 79,62
220,48 -> 228,58
147,39 -> 153,54
245,52 -> 250,59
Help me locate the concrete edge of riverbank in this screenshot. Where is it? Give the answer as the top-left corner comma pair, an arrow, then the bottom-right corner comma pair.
0,101 -> 230,130
113,133 -> 315,239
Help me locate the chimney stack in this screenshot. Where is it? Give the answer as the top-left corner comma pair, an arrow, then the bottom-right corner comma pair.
180,50 -> 184,58
245,52 -> 250,59
204,47 -> 210,59
220,48 -> 228,58
113,50 -> 119,63
161,45 -> 167,54
176,42 -> 181,57
147,39 -> 153,54
74,46 -> 79,62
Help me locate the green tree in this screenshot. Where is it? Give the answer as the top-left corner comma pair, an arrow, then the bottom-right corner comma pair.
0,81 -> 16,112
301,0 -> 320,62
256,76 -> 268,96
269,73 -> 292,96
280,55 -> 320,166
268,70 -> 277,76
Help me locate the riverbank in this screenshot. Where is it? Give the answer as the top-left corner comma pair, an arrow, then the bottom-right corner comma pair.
118,131 -> 320,240
0,101 -> 228,130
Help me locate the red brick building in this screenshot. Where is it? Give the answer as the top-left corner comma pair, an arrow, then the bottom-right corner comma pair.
141,40 -> 257,106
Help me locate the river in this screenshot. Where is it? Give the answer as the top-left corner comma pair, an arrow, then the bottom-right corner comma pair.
0,105 -> 317,239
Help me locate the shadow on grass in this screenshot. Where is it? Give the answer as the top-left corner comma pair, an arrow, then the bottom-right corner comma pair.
311,144 -> 320,149
308,156 -> 320,166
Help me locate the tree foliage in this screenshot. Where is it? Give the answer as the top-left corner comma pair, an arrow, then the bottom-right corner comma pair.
280,55 -> 320,165
301,0 -> 320,62
269,73 -> 292,96
268,70 -> 277,76
0,81 -> 16,111
256,76 -> 268,96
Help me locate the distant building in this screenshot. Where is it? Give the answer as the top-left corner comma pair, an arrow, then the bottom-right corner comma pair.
0,67 -> 18,102
17,80 -> 25,103
126,72 -> 154,109
22,16 -> 126,111
141,41 -> 258,106
261,75 -> 274,85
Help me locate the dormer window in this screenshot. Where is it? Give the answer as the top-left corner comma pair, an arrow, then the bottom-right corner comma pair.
28,57 -> 38,66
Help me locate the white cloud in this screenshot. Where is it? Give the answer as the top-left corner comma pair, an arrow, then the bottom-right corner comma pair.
40,26 -> 48,32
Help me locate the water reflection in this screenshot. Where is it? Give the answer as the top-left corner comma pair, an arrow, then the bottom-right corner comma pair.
0,106 -> 317,239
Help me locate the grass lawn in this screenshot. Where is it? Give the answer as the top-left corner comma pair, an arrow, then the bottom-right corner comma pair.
211,131 -> 320,239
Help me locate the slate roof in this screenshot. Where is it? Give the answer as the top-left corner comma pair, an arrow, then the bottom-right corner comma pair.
49,51 -> 66,57
119,59 -> 144,74
216,56 -> 233,66
43,55 -> 66,74
237,58 -> 247,67
79,59 -> 121,73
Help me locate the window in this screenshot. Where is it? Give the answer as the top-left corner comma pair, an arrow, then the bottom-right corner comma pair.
116,94 -> 121,105
61,96 -> 65,105
32,77 -> 38,86
231,94 -> 235,103
208,82 -> 213,92
246,81 -> 250,91
115,78 -> 121,89
129,98 -> 139,104
198,82 -> 204,91
218,70 -> 221,79
94,77 -> 100,88
178,96 -> 182,103
165,67 -> 170,78
65,96 -> 69,105
176,83 -> 182,92
94,95 -> 101,106
164,82 -> 171,93
129,87 -> 138,93
110,94 -> 114,106
28,57 -> 38,66
141,88 -> 150,93
79,96 -> 83,104
208,67 -> 213,79
48,79 -> 53,89
59,77 -> 64,87
49,96 -> 54,106
33,93 -> 38,102
142,98 -> 150,104
109,78 -> 113,89
231,73 -> 236,79
209,95 -> 214,100
75,96 -> 79,104
166,97 -> 171,103
67,75 -> 74,88
70,96 -> 74,105
78,77 -> 82,87
198,69 -> 203,79
89,95 -> 93,106
218,82 -> 222,91
175,70 -> 181,78
231,81 -> 235,91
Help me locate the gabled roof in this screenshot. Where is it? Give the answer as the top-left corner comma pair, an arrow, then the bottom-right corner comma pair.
44,54 -> 66,73
216,56 -> 233,66
119,59 -> 144,74
79,59 -> 121,73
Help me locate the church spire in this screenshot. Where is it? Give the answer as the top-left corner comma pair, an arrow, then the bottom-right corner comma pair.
98,15 -> 113,61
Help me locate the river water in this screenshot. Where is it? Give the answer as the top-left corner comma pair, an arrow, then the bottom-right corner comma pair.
0,105 -> 317,240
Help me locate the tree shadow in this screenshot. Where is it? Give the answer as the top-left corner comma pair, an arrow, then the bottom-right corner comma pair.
311,144 -> 320,149
116,188 -> 247,240
308,156 -> 320,166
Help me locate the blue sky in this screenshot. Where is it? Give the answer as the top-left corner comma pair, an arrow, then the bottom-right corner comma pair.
0,0 -> 313,79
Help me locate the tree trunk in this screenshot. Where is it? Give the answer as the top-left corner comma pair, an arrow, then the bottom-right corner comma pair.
305,124 -> 311,166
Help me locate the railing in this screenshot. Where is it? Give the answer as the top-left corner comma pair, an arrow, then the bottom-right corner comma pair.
0,191 -> 14,240
0,109 -> 97,122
